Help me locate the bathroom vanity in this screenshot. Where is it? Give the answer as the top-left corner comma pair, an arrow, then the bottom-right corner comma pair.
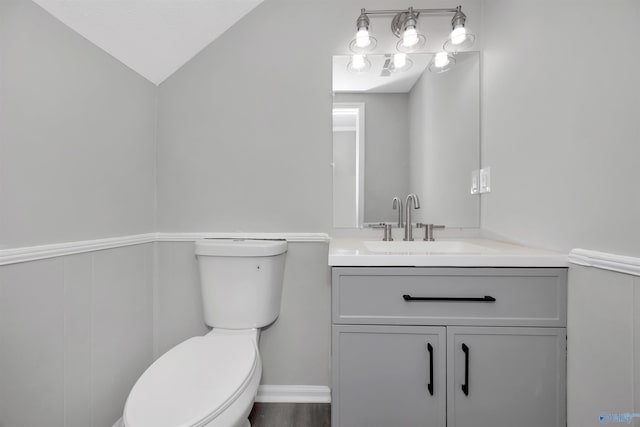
329,238 -> 568,427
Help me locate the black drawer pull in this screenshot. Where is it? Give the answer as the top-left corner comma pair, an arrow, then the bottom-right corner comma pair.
462,343 -> 470,396
427,343 -> 434,396
403,295 -> 496,302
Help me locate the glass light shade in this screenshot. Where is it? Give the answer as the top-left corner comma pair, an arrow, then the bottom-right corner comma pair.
391,53 -> 413,73
451,27 -> 467,44
443,25 -> 476,52
347,54 -> 371,74
349,29 -> 377,53
428,52 -> 456,73
403,28 -> 419,47
355,29 -> 371,47
396,27 -> 426,53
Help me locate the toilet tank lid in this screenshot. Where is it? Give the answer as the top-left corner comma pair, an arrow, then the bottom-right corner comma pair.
195,239 -> 287,257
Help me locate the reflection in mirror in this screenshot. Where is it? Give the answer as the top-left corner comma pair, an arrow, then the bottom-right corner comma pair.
332,52 -> 480,229
332,104 -> 364,228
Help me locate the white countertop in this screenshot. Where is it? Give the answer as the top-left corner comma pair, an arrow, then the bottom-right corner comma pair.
329,237 -> 568,267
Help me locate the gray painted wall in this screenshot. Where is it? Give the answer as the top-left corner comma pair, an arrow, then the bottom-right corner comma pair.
480,0 -> 640,256
155,0 -> 334,233
0,245 -> 155,427
0,2 -> 157,426
0,0 -> 157,249
333,93 -> 410,224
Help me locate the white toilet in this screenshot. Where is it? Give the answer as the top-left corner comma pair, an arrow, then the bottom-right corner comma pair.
121,239 -> 287,427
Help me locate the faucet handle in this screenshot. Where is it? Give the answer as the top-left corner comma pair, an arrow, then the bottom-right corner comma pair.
416,224 -> 445,241
367,222 -> 386,228
367,223 -> 393,241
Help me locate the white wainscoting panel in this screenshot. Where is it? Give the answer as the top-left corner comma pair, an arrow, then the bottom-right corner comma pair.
568,249 -> 640,427
0,244 -> 154,427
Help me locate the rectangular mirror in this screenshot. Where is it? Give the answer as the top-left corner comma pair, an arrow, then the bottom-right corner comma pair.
332,52 -> 480,229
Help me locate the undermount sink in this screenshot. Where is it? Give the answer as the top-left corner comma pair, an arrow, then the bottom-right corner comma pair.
363,240 -> 496,254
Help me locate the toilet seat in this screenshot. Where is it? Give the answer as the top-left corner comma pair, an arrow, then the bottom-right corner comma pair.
123,334 -> 258,427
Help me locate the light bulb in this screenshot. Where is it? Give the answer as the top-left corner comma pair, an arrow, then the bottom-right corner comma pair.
434,52 -> 450,68
355,29 -> 371,48
402,27 -> 419,47
393,53 -> 407,69
352,54 -> 366,70
451,26 -> 466,45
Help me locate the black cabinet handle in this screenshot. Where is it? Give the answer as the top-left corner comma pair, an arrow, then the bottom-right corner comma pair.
427,343 -> 434,396
461,343 -> 469,396
403,295 -> 496,302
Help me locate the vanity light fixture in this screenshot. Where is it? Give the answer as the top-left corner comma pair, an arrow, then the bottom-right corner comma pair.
443,6 -> 476,52
347,5 -> 475,73
349,9 -> 378,54
392,7 -> 426,53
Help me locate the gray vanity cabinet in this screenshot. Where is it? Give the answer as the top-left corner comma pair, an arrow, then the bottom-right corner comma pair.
447,327 -> 566,427
332,325 -> 446,427
331,267 -> 568,427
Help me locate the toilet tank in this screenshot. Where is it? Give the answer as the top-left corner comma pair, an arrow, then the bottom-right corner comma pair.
195,239 -> 287,329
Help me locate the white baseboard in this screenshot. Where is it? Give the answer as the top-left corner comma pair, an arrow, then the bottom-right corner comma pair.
255,385 -> 331,403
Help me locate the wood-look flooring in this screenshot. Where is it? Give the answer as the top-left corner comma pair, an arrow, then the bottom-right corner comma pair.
249,403 -> 331,427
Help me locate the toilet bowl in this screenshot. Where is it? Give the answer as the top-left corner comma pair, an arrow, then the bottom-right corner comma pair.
121,239 -> 287,427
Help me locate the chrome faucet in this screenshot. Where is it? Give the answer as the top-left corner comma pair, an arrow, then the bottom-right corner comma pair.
403,193 -> 421,241
392,196 -> 403,228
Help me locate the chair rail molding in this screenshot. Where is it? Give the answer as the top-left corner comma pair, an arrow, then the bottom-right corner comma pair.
0,232 -> 330,266
569,248 -> 640,277
155,232 -> 330,243
0,233 -> 157,266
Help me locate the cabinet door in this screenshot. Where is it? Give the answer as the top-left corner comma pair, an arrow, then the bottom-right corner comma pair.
447,327 -> 566,427
332,325 -> 446,427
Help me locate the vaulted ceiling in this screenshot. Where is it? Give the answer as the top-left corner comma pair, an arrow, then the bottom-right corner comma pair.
31,0 -> 264,85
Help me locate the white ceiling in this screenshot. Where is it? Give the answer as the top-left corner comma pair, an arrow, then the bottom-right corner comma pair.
31,0 -> 263,85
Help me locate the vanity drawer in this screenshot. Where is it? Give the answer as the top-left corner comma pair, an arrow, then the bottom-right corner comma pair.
332,267 -> 567,327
